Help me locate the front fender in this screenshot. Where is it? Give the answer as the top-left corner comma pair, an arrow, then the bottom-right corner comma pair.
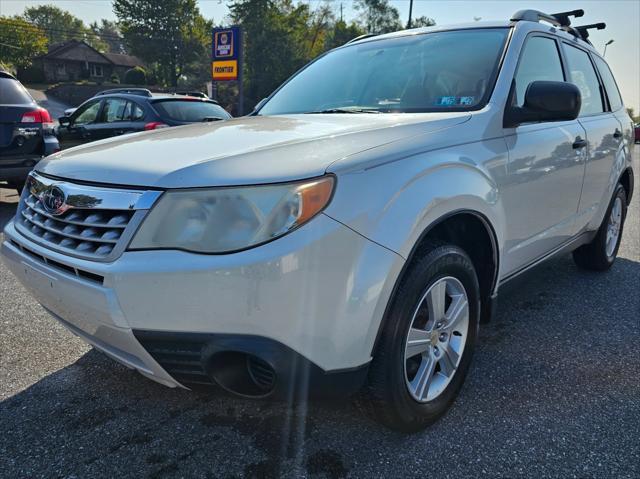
324,139 -> 508,265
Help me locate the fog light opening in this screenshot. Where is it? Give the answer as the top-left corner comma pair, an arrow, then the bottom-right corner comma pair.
207,351 -> 276,398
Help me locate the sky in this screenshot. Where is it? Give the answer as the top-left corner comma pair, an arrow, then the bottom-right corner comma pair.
1,0 -> 638,112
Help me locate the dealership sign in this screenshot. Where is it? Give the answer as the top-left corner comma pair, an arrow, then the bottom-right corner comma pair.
212,27 -> 241,81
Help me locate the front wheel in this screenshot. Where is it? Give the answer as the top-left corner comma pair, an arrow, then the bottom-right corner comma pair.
573,184 -> 627,271
362,241 -> 480,432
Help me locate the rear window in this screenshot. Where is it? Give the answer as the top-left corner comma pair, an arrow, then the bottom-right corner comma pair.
0,77 -> 34,104
152,100 -> 230,122
593,56 -> 623,111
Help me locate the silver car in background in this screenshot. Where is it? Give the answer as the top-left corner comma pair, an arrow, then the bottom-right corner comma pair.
1,9 -> 634,431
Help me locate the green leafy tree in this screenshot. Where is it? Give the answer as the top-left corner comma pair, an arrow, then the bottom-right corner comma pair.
124,66 -> 146,85
22,5 -> 107,51
0,16 -> 48,70
354,0 -> 402,34
90,19 -> 126,54
114,0 -> 209,87
229,0 -> 311,112
324,19 -> 365,50
410,15 -> 436,28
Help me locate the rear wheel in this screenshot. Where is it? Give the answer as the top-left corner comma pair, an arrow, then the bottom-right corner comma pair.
362,242 -> 480,432
573,184 -> 627,271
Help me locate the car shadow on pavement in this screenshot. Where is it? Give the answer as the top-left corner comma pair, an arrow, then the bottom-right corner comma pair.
1,258 -> 639,478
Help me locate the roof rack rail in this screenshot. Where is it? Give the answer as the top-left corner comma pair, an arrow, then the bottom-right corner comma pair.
550,9 -> 584,27
574,23 -> 606,43
345,33 -> 378,45
511,9 -> 562,26
95,88 -> 152,97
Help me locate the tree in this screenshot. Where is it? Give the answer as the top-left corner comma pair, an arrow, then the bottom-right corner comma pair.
124,66 -> 146,85
90,19 -> 126,54
324,19 -> 366,50
229,0 -> 311,112
354,0 -> 402,34
21,5 -> 107,51
626,108 -> 639,123
411,16 -> 436,28
0,16 -> 48,70
114,0 -> 209,87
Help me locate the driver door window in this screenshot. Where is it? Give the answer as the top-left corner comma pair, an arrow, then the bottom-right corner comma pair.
73,100 -> 102,125
513,36 -> 565,106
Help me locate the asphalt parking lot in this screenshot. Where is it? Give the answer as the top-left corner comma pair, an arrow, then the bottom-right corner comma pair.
1,152 -> 638,479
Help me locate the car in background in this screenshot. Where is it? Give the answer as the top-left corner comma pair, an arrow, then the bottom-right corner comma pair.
0,71 -> 59,193
55,88 -> 231,150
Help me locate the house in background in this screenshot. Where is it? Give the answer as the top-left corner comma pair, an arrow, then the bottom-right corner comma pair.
31,40 -> 144,83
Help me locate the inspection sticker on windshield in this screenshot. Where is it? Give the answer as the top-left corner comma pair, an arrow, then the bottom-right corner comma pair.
435,96 -> 475,106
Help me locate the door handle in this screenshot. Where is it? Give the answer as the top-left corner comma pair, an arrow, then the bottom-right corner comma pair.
113,130 -> 124,135
613,129 -> 622,139
572,137 -> 587,149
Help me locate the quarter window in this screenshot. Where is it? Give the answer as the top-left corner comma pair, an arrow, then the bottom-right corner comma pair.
593,55 -> 623,111
514,36 -> 565,107
563,44 -> 604,116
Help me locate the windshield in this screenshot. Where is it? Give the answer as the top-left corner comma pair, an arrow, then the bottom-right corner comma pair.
259,28 -> 509,115
152,100 -> 231,122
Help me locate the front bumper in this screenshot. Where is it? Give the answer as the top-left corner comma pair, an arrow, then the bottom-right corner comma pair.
2,214 -> 403,396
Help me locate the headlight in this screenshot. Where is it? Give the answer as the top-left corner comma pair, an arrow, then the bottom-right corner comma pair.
129,176 -> 334,253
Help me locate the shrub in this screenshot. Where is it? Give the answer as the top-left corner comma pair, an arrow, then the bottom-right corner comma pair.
110,73 -> 120,84
124,66 -> 146,85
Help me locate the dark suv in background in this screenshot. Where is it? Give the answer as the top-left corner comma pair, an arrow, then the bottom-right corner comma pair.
56,88 -> 232,150
0,72 -> 59,193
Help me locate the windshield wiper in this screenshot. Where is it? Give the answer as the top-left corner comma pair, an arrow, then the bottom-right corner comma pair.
305,108 -> 381,114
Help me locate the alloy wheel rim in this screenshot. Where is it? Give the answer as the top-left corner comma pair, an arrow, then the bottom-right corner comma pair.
605,197 -> 622,258
404,276 -> 469,403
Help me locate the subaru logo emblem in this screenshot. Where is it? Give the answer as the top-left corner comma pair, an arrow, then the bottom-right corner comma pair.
40,185 -> 67,215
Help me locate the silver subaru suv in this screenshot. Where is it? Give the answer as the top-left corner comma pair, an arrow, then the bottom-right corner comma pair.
1,9 -> 635,431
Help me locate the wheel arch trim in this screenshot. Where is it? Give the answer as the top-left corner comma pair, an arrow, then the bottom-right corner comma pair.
369,208 -> 500,356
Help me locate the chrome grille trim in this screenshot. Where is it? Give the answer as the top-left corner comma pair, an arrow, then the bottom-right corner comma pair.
14,172 -> 162,262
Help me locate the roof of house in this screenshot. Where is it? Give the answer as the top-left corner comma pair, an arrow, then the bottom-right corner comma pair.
38,40 -> 143,67
102,52 -> 143,68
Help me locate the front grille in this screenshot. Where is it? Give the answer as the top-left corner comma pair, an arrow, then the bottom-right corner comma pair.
13,172 -> 161,262
19,193 -> 134,258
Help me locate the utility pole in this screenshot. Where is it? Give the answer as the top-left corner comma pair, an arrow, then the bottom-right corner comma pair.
340,2 -> 343,22
603,39 -> 614,57
407,0 -> 414,28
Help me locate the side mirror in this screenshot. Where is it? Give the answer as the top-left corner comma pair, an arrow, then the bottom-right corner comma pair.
504,81 -> 581,128
58,116 -> 71,126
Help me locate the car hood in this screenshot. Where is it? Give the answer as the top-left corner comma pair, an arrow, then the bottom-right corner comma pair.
37,113 -> 470,188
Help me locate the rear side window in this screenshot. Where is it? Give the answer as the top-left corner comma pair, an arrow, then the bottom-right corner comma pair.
0,77 -> 34,104
514,36 -> 565,107
152,100 -> 230,122
593,56 -> 623,111
563,44 -> 604,116
102,98 -> 129,122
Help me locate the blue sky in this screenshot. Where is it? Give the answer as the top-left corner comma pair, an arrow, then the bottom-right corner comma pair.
1,0 -> 638,112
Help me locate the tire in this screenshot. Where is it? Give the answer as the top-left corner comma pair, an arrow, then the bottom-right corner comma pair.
6,181 -> 23,195
573,184 -> 627,271
362,241 -> 480,432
